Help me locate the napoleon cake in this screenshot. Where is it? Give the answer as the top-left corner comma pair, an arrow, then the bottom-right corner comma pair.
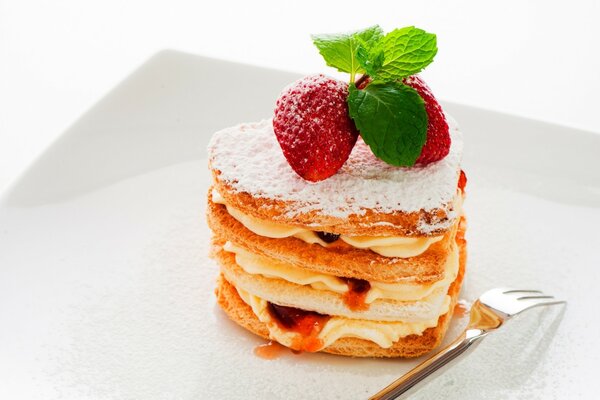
207,25 -> 468,358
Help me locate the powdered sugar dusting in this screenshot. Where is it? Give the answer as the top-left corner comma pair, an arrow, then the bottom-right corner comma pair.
208,117 -> 463,218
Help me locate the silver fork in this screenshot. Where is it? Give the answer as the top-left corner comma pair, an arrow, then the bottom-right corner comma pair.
370,288 -> 566,400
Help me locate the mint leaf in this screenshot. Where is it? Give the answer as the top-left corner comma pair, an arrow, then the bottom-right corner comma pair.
347,83 -> 428,166
356,39 -> 384,77
371,26 -> 437,80
311,25 -> 383,81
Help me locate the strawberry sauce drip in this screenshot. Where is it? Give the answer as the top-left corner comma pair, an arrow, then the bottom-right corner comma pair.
458,170 -> 467,192
267,303 -> 331,352
456,216 -> 467,245
341,278 -> 371,311
254,340 -> 287,360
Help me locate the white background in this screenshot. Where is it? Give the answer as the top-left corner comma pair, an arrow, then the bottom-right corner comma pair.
1,0 -> 599,193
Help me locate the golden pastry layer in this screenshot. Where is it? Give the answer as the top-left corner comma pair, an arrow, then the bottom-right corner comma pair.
207,196 -> 461,283
207,119 -> 464,237
220,241 -> 459,304
211,189 -> 448,258
214,236 -> 466,358
216,245 -> 455,321
210,178 -> 462,237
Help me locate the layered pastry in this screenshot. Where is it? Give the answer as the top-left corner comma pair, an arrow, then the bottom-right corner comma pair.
207,25 -> 467,357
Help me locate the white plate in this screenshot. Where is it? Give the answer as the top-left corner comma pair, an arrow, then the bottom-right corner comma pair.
1,51 -> 599,400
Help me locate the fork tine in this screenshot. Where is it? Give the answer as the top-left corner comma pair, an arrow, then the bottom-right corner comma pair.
503,289 -> 543,294
517,295 -> 554,300
520,298 -> 566,311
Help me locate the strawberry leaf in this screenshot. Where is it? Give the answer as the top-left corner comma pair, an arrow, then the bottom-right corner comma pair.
347,82 -> 428,166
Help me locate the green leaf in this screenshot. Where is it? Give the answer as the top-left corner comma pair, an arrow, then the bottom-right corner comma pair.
347,82 -> 428,166
356,39 -> 384,77
311,25 -> 384,79
371,26 -> 437,80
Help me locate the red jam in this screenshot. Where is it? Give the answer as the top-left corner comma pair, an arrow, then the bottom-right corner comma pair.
341,278 -> 371,311
456,216 -> 467,245
458,170 -> 467,192
254,340 -> 288,360
315,231 -> 340,243
267,303 -> 331,352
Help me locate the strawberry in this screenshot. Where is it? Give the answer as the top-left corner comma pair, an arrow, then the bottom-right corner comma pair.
273,74 -> 359,182
403,75 -> 451,164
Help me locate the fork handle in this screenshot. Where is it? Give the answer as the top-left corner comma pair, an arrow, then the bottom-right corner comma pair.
369,328 -> 488,400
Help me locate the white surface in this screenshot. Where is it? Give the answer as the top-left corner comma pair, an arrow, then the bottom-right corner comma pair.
0,52 -> 599,400
1,0 -> 600,194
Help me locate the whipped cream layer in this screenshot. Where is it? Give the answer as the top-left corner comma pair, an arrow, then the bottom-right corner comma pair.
223,241 -> 458,303
213,190 -> 443,258
208,117 -> 463,221
236,286 -> 449,350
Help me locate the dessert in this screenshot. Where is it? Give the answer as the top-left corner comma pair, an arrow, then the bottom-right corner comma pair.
207,25 -> 467,357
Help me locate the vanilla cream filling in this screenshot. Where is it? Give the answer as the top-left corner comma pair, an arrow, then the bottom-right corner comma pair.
366,244 -> 459,302
212,189 -> 443,258
223,241 -> 458,303
235,286 -> 450,350
341,235 -> 443,258
223,241 -> 348,293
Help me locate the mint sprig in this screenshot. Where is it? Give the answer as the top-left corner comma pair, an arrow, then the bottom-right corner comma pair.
312,25 -> 438,166
311,25 -> 383,83
348,83 -> 428,166
371,26 -> 437,80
